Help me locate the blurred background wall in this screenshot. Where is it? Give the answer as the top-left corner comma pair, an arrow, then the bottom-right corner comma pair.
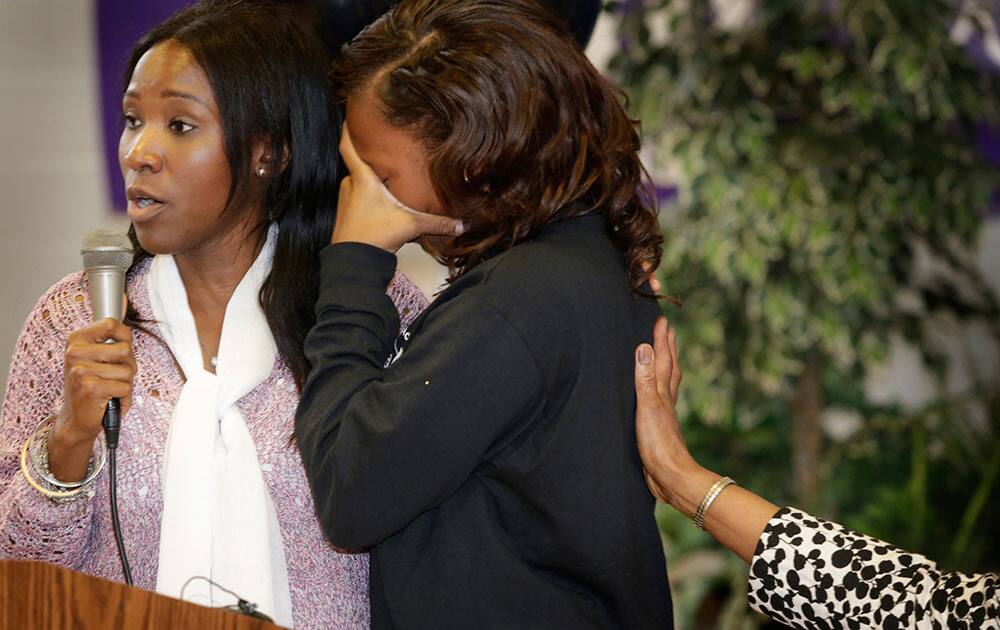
0,0 -> 129,393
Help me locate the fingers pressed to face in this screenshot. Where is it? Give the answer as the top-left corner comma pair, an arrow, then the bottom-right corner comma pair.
339,124 -> 367,177
338,175 -> 353,206
409,208 -> 464,237
339,124 -> 413,213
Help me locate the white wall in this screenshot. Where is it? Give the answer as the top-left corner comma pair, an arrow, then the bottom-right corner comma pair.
0,0 -> 129,396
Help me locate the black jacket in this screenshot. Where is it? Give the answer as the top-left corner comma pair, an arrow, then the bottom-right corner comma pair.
296,214 -> 672,629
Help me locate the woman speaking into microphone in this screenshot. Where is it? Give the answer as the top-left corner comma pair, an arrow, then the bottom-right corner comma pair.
0,2 -> 432,627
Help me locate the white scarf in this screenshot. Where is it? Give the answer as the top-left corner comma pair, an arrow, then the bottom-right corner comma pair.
149,226 -> 293,627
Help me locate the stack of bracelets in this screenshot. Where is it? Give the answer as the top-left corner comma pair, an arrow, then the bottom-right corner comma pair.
19,415 -> 106,504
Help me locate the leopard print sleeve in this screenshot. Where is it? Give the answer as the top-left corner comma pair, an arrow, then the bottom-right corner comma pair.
748,507 -> 998,629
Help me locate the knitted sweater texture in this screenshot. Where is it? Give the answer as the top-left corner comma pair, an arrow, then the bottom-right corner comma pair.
0,258 -> 428,629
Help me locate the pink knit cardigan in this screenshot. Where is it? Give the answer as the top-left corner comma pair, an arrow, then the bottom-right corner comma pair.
0,258 -> 428,629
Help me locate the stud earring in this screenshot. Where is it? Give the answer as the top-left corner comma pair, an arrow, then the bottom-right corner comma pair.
256,167 -> 267,177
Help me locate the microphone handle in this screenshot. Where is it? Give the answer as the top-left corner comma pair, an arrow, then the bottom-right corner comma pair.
103,398 -> 121,450
99,336 -> 122,449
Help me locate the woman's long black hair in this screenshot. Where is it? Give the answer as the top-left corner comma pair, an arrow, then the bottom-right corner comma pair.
122,0 -> 340,390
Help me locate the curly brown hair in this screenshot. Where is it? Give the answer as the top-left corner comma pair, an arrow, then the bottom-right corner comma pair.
332,0 -> 662,291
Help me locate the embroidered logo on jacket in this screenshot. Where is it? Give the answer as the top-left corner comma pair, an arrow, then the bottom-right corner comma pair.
384,330 -> 412,368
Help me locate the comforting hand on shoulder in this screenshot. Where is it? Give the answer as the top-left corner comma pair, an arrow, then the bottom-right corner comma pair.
332,124 -> 464,253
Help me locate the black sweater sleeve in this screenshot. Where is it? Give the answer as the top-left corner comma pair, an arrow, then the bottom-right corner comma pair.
295,243 -> 546,549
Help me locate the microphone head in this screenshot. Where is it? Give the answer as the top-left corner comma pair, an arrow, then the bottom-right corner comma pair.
81,229 -> 133,271
81,230 -> 133,322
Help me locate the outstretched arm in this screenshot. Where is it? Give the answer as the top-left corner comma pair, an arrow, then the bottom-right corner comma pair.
634,317 -> 999,628
633,316 -> 778,562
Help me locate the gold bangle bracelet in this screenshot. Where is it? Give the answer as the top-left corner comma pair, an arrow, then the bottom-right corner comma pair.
19,438 -> 87,501
28,416 -> 105,489
694,476 -> 735,530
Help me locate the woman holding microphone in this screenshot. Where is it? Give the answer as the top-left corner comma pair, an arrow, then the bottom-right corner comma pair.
0,2 -> 432,627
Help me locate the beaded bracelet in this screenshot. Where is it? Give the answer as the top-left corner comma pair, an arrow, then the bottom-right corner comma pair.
693,476 -> 735,530
19,415 -> 105,504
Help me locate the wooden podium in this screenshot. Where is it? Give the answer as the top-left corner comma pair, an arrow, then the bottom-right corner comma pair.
0,560 -> 282,629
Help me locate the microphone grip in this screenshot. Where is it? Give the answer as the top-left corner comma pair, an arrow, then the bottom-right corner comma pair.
103,398 -> 121,450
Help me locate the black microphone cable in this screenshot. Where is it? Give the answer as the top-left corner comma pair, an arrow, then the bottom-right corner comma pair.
104,397 -> 132,585
81,229 -> 134,586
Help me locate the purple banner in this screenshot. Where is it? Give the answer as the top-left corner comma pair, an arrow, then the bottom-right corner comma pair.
96,0 -> 194,211
981,126 -> 1000,216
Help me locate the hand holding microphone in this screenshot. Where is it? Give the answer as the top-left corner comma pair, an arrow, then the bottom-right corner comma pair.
49,319 -> 135,482
48,231 -> 135,484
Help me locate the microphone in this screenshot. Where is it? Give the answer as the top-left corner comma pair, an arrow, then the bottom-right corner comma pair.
81,230 -> 133,449
81,229 -> 134,585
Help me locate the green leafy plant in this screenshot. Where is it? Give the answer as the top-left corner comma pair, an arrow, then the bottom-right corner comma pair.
609,0 -> 1000,625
